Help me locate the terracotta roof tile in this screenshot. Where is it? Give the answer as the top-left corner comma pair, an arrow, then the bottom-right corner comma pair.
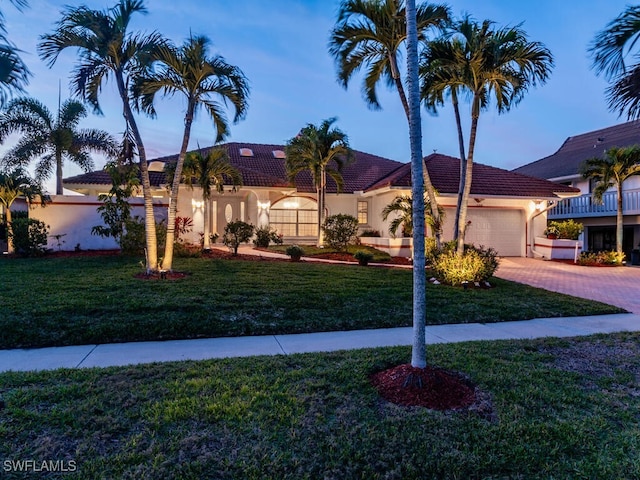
366,153 -> 579,198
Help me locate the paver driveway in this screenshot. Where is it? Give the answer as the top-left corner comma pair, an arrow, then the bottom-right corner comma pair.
496,258 -> 640,313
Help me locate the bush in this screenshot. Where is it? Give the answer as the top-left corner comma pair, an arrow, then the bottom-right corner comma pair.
432,245 -> 500,286
354,250 -> 374,265
9,217 -> 49,256
119,216 -> 166,256
322,214 -> 358,251
285,244 -> 304,260
223,221 -> 254,255
173,242 -> 202,258
359,229 -> 381,238
253,226 -> 283,248
578,250 -> 625,266
425,238 -> 457,265
545,220 -> 583,240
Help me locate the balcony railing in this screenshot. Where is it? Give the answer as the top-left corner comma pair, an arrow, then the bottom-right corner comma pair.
549,188 -> 640,218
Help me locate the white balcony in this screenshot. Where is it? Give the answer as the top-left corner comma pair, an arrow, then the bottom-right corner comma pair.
549,189 -> 640,219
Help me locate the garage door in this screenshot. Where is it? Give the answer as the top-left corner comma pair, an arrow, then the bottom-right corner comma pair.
462,208 -> 524,256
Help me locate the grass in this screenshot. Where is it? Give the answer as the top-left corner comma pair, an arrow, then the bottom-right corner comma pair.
1,333 -> 639,479
0,254 -> 623,349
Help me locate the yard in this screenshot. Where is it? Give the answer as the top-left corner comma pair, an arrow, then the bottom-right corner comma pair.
0,252 -> 623,349
1,334 -> 639,478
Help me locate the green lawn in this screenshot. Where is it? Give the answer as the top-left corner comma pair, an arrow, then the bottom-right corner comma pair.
1,333 -> 638,479
0,255 -> 623,349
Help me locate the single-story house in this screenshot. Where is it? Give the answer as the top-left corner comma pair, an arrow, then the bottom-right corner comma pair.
15,142 -> 579,257
514,120 -> 640,258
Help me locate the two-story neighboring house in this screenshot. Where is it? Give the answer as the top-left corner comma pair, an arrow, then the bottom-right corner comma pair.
513,121 -> 640,259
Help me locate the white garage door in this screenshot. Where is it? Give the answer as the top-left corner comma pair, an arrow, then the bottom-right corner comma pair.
463,208 -> 524,257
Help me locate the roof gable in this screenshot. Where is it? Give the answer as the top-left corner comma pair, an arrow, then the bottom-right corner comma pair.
513,120 -> 640,179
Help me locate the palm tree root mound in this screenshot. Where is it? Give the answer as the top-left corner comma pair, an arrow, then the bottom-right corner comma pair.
371,364 -> 492,414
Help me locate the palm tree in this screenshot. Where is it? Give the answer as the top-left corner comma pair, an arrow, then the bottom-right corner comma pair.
134,35 -> 249,271
382,192 -> 442,237
0,0 -> 30,107
405,0 -> 427,369
0,167 -> 47,253
285,118 -> 353,247
38,0 -> 165,272
590,6 -> 640,119
421,16 -> 553,255
181,148 -> 242,250
329,0 -> 449,246
0,97 -> 116,194
582,145 -> 640,255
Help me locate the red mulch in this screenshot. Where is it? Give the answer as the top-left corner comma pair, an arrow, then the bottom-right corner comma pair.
310,252 -> 413,265
370,364 -> 477,411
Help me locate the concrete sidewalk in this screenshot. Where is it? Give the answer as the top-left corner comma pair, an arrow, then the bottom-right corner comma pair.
1,313 -> 638,372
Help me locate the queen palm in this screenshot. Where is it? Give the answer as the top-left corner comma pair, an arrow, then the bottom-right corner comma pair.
329,0 -> 449,245
0,97 -> 116,194
0,167 -> 47,253
590,6 -> 640,119
421,16 -> 553,255
134,35 -> 249,270
181,148 -> 242,251
38,0 -> 165,272
0,0 -> 30,107
582,145 -> 640,255
285,118 -> 353,247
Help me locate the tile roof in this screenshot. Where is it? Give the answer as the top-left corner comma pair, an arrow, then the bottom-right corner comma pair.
64,142 -> 404,194
513,120 -> 640,179
366,153 -> 579,198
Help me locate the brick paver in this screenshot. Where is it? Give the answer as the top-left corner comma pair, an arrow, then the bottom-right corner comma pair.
496,258 -> 640,313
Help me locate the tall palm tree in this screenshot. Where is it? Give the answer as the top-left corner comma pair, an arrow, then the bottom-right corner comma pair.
0,0 -> 30,107
181,148 -> 242,251
329,0 -> 449,246
285,118 -> 353,247
134,35 -> 249,271
405,0 -> 427,369
0,167 -> 47,253
582,145 -> 640,255
590,6 -> 640,119
421,16 -> 553,255
38,0 -> 165,272
0,97 -> 116,194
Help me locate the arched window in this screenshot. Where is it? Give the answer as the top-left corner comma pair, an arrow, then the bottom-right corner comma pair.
270,196 -> 318,237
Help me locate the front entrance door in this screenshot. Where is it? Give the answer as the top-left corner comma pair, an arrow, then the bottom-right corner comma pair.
216,198 -> 243,234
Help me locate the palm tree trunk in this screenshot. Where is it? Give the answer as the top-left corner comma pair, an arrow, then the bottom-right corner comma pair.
316,182 -> 324,247
406,0 -> 427,369
5,207 -> 13,254
452,89 -> 467,241
56,149 -> 63,195
389,53 -> 411,119
162,102 -> 195,271
617,182 -> 624,254
456,97 -> 480,256
116,72 -> 158,273
203,195 -> 211,250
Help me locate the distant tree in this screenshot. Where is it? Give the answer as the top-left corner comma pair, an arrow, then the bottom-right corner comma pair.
582,145 -> 640,254
0,0 -> 30,107
421,16 -> 553,255
0,167 -> 48,253
590,6 -> 640,119
0,97 -> 116,194
285,118 -> 353,247
39,0 -> 166,272
181,148 -> 242,250
134,34 -> 249,270
329,0 -> 450,246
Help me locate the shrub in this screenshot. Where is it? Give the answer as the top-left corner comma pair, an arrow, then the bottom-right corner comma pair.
253,226 -> 283,248
9,217 -> 49,256
359,229 -> 381,237
322,214 -> 359,251
545,220 -> 583,240
174,216 -> 193,242
173,242 -> 202,258
354,250 -> 374,265
119,216 -> 166,256
223,221 -> 254,255
285,244 -> 304,260
432,245 -> 500,286
425,238 -> 457,265
578,250 -> 625,266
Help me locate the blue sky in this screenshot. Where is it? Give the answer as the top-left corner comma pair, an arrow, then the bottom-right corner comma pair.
1,0 -> 633,191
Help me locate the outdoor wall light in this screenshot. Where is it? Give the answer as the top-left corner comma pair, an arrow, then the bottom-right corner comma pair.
191,199 -> 204,210
257,201 -> 271,212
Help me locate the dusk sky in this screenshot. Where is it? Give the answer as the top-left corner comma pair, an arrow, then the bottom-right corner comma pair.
1,0 -> 634,192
